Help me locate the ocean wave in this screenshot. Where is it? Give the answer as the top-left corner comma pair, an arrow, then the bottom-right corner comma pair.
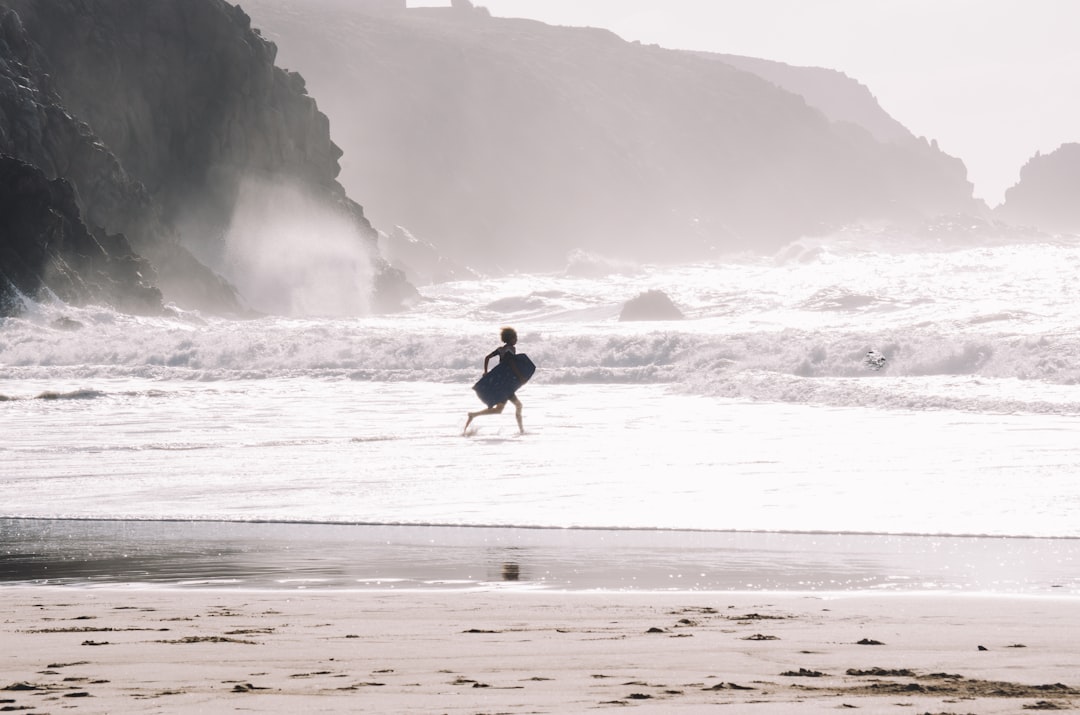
35,389 -> 106,400
4,319 -> 1080,412
3,319 -> 1079,380
4,247 -> 1080,415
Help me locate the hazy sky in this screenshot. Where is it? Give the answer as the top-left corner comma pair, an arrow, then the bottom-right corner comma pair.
456,0 -> 1079,206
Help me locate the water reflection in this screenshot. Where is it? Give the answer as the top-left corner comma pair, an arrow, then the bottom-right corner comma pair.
501,562 -> 520,581
1,518 -> 1078,594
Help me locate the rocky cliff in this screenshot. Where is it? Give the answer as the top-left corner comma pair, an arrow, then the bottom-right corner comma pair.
701,54 -> 913,145
0,155 -> 162,315
241,0 -> 983,272
996,143 -> 1080,234
1,6 -> 172,314
0,0 -> 413,316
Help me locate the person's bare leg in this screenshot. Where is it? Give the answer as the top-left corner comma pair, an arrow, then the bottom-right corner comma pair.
510,396 -> 523,434
464,403 -> 506,434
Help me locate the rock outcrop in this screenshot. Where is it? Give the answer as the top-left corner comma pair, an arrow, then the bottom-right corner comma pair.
619,290 -> 685,322
0,155 -> 162,314
0,3 -> 239,313
996,143 -> 1080,234
0,0 -> 414,316
240,0 -> 984,273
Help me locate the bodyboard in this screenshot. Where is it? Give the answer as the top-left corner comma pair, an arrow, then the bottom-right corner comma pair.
473,353 -> 535,407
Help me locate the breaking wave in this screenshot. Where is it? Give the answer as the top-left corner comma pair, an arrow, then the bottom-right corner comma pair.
3,237 -> 1080,415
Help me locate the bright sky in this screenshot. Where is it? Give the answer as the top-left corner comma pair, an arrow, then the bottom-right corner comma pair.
469,0 -> 1080,206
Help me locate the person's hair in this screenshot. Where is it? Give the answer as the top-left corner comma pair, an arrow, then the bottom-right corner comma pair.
500,327 -> 517,343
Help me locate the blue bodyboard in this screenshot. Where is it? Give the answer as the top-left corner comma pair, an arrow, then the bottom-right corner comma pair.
473,353 -> 535,407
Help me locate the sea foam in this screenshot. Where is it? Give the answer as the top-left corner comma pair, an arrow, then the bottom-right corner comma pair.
3,237 -> 1080,416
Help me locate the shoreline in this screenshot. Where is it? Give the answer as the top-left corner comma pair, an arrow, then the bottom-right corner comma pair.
3,518 -> 1079,595
3,586 -> 1079,713
9,513 -> 1080,540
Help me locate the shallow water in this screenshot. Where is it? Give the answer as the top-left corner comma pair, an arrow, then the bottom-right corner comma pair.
2,380 -> 1078,537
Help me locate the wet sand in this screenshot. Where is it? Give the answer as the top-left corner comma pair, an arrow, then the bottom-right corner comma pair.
4,518 -> 1079,593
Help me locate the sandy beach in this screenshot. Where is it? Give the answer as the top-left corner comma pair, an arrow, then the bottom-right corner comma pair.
2,587 -> 1079,714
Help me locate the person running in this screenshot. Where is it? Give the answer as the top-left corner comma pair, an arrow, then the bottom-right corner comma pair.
464,327 -> 525,434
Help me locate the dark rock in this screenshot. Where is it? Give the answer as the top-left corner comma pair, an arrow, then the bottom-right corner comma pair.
863,349 -> 887,371
781,668 -> 827,677
619,290 -> 685,321
0,2 -> 236,314
846,667 -> 915,677
4,0 -> 345,236
0,155 -> 162,314
50,316 -> 83,331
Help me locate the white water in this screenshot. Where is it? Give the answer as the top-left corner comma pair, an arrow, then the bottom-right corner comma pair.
3,235 -> 1080,539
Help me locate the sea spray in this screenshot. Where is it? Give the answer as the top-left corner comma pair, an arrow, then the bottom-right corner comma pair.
223,177 -> 377,317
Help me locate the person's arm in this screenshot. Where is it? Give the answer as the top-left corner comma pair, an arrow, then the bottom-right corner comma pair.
482,348 -> 499,374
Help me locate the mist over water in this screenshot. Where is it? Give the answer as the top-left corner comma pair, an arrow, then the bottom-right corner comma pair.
223,177 -> 376,316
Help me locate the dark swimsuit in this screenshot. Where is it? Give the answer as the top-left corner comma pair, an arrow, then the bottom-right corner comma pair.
497,345 -> 518,401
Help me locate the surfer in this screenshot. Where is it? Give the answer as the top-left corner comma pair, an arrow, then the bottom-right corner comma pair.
464,327 -> 525,434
